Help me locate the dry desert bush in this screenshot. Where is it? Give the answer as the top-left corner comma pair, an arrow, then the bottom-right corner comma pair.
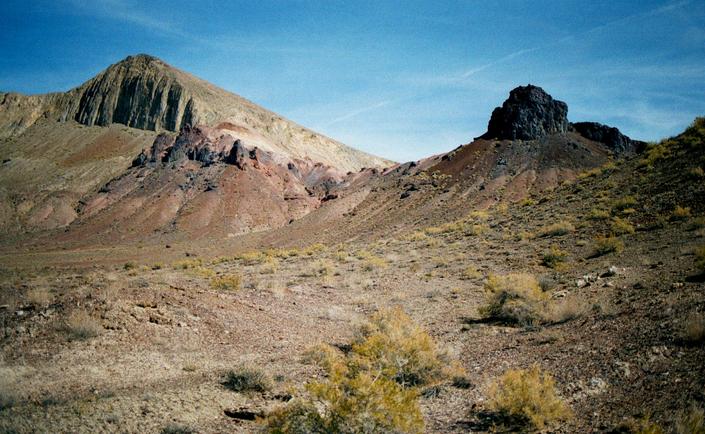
592,236 -> 624,257
487,364 -> 571,430
681,313 -> 705,344
223,366 -> 271,393
542,245 -> 568,269
539,220 -> 575,237
26,287 -> 53,307
611,217 -> 635,235
479,273 -> 549,325
264,308 -> 462,433
210,273 -> 242,291
64,311 -> 102,340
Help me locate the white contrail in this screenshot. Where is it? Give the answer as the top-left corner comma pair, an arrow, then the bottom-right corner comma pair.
458,0 -> 691,81
325,100 -> 391,127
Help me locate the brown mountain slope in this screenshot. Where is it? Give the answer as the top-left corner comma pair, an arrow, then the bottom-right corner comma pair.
0,55 -> 392,235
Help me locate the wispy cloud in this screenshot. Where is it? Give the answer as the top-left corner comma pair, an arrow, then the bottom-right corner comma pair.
324,100 -> 392,127
67,0 -> 188,38
457,0 -> 692,81
64,0 -> 310,54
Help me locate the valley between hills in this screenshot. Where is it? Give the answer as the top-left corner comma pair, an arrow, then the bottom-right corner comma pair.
0,55 -> 703,434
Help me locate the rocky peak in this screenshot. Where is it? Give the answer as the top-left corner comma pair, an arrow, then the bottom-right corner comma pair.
74,54 -> 196,132
480,85 -> 569,141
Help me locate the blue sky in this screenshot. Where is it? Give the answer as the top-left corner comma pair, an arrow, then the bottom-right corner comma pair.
1,0 -> 704,161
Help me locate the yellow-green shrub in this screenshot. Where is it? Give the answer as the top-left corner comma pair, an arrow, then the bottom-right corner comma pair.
173,258 -> 203,269
362,255 -> 388,271
676,404 -> 705,434
697,246 -> 705,272
237,251 -> 267,265
352,307 -> 458,387
611,217 -> 635,235
613,196 -> 638,213
211,273 -> 242,291
592,236 -> 624,256
488,365 -> 571,430
542,246 -> 568,269
461,265 -> 482,280
302,243 -> 327,256
264,308 -> 459,433
588,208 -> 610,220
671,206 -> 692,221
479,273 -> 548,325
539,221 -> 575,237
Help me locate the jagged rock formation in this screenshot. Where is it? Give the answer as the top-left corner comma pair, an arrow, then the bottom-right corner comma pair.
0,54 -> 391,172
62,124 -> 350,242
571,121 -> 644,154
481,84 -> 569,141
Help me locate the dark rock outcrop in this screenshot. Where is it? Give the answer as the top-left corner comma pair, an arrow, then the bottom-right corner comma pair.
225,140 -> 248,169
480,85 -> 569,141
571,122 -> 644,154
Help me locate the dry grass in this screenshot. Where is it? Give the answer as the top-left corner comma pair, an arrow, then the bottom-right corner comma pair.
65,311 -> 102,340
488,364 -> 571,430
681,313 -> 705,344
687,217 -> 705,231
612,196 -> 638,213
611,217 -> 635,235
676,404 -> 705,434
671,206 -> 692,221
588,208 -> 611,220
223,367 -> 271,393
592,236 -> 624,257
542,245 -> 568,269
695,246 -> 705,272
539,221 -> 575,237
479,273 -> 549,325
26,287 -> 53,307
210,273 -> 242,291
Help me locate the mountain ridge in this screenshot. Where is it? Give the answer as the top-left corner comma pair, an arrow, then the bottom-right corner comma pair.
0,54 -> 391,172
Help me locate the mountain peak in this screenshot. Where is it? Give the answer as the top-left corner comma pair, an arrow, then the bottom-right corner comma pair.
0,55 -> 391,172
481,84 -> 569,141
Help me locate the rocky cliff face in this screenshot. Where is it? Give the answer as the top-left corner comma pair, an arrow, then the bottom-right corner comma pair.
481,85 -> 569,141
73,55 -> 196,131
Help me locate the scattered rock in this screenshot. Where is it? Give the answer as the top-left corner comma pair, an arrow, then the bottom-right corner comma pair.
224,408 -> 264,421
601,266 -> 619,278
